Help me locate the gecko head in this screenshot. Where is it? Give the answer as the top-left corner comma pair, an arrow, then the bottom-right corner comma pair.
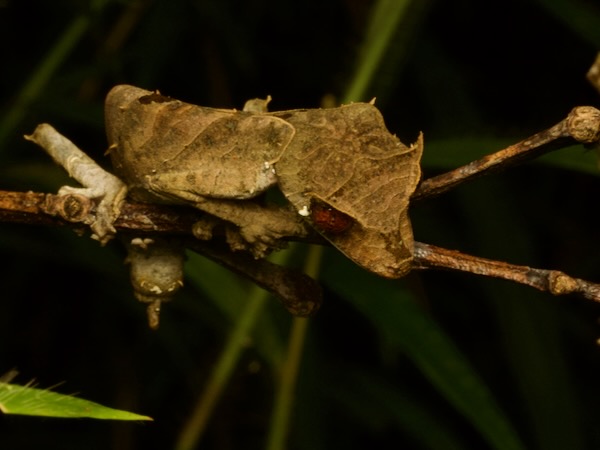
274,104 -> 424,279
304,197 -> 414,279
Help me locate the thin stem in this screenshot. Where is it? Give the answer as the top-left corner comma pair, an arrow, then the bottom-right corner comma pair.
412,106 -> 600,202
265,246 -> 322,450
175,285 -> 268,450
265,317 -> 309,450
342,0 -> 412,103
413,242 -> 600,302
0,15 -> 90,149
174,248 -> 296,450
264,0 -> 412,441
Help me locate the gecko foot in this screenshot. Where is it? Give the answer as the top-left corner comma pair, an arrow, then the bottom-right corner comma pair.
25,124 -> 127,244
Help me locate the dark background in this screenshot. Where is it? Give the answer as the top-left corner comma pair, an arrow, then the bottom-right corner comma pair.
1,0 -> 600,449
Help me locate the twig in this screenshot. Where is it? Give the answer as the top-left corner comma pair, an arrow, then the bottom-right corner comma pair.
0,189 -> 322,315
0,189 -> 198,233
2,188 -> 599,304
186,239 -> 322,316
413,242 -> 600,303
412,106 -> 600,202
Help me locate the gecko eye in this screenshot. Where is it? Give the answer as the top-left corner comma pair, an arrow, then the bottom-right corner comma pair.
310,200 -> 354,234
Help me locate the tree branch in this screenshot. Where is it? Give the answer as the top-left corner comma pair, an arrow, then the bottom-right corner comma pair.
413,242 -> 600,303
412,106 -> 600,202
0,189 -> 203,235
2,188 -> 599,305
0,189 -> 323,315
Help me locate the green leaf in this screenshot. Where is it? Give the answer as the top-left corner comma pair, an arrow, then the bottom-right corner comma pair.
0,382 -> 152,421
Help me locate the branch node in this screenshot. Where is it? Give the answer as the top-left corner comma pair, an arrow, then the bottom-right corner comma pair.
43,194 -> 93,223
567,106 -> 600,144
548,271 -> 579,296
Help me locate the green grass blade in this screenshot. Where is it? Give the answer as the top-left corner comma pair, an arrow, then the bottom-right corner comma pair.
343,0 -> 413,103
184,251 -> 286,368
457,178 -> 587,450
330,369 -> 468,450
266,317 -> 310,450
533,0 -> 600,47
175,286 -> 269,450
322,256 -> 527,450
175,248 -> 297,450
0,15 -> 90,149
0,382 -> 151,421
266,245 -> 322,450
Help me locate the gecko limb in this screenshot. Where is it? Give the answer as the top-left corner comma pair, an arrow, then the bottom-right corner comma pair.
24,124 -> 127,244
